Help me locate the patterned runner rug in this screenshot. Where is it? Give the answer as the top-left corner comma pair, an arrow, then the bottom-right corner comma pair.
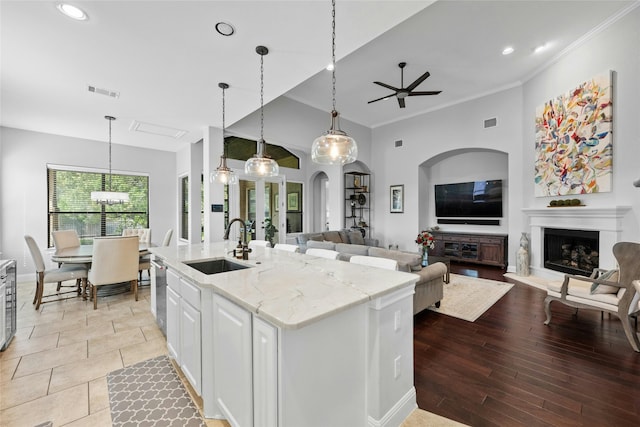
107,355 -> 206,427
428,274 -> 513,322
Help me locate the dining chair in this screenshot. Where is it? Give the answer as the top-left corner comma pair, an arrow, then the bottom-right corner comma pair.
273,243 -> 299,252
306,248 -> 340,260
161,229 -> 173,247
122,228 -> 152,244
88,236 -> 139,309
248,240 -> 271,249
52,229 -> 83,291
24,235 -> 88,310
350,255 -> 398,271
138,229 -> 173,283
122,228 -> 153,282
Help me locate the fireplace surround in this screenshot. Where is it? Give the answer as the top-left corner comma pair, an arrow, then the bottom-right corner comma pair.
522,206 -> 631,279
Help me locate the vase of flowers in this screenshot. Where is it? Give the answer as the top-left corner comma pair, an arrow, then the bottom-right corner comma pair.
416,230 -> 435,266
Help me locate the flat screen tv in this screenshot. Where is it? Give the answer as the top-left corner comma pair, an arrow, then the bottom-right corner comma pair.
435,180 -> 503,218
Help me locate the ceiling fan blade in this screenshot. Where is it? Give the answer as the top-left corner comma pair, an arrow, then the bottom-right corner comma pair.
367,94 -> 395,104
398,97 -> 406,108
408,90 -> 442,96
406,71 -> 431,92
373,81 -> 400,92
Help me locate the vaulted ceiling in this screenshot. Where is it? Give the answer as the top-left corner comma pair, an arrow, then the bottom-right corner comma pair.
1,1 -> 636,153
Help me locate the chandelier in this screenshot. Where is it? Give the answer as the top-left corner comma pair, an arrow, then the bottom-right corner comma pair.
91,116 -> 129,205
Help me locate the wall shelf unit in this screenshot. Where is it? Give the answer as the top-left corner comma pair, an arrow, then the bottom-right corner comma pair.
344,172 -> 370,237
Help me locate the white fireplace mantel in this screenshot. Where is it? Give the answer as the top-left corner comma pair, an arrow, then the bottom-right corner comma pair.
522,206 -> 632,279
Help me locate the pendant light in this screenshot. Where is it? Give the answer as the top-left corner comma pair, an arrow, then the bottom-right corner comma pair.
311,0 -> 357,165
211,82 -> 238,185
245,45 -> 279,177
91,116 -> 129,204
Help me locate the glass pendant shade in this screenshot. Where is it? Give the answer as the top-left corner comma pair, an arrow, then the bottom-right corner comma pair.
211,82 -> 238,185
91,116 -> 129,205
245,46 -> 279,178
312,0 -> 357,165
211,155 -> 238,185
245,139 -> 279,177
311,110 -> 358,165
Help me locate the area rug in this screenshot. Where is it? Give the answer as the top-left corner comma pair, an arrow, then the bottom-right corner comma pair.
107,355 -> 206,427
428,274 -> 514,322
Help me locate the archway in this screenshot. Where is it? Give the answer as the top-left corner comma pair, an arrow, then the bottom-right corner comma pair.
310,171 -> 329,232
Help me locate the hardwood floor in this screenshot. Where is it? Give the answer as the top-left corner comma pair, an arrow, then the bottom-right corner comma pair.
414,262 -> 640,427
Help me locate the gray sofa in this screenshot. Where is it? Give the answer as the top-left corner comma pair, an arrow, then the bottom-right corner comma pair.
296,229 -> 379,253
304,240 -> 445,314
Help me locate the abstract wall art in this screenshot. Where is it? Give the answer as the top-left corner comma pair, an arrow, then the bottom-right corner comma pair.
534,71 -> 613,197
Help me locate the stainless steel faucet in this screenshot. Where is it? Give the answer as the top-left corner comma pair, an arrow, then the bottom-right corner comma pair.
224,217 -> 251,259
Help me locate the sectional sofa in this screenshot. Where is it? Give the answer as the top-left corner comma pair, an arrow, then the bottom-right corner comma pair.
300,238 -> 446,314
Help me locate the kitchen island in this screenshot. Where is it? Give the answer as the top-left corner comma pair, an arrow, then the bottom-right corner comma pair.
150,242 -> 418,427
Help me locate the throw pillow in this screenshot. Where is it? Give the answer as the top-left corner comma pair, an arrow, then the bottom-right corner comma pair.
323,231 -> 342,244
348,231 -> 365,245
590,269 -> 619,294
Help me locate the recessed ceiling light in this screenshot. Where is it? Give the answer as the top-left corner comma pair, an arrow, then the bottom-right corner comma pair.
534,43 -> 548,53
326,63 -> 334,71
56,3 -> 88,21
215,22 -> 235,36
502,46 -> 514,55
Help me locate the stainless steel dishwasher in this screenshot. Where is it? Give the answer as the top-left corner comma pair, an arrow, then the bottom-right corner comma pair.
151,258 -> 167,336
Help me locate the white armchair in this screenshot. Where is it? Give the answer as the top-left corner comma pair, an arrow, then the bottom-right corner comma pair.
544,241 -> 640,352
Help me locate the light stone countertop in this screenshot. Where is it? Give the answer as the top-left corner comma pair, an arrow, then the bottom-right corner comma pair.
150,242 -> 418,329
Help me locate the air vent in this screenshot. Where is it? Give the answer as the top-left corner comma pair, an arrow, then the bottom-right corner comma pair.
130,120 -> 188,139
484,117 -> 497,128
395,140 -> 403,147
87,85 -> 119,98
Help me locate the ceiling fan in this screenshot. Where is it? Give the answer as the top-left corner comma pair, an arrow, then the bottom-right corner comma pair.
367,62 -> 441,108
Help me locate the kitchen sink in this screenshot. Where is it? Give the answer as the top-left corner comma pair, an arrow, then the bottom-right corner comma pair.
183,258 -> 251,275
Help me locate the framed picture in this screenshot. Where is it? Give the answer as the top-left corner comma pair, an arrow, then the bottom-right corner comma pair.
287,192 -> 299,211
274,193 -> 279,212
390,185 -> 404,213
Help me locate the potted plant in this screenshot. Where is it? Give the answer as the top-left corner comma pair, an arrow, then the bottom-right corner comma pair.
263,218 -> 278,247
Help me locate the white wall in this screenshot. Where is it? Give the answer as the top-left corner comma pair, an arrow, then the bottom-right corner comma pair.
0,126 -> 176,276
371,86 -> 523,261
522,6 -> 640,239
369,7 -> 640,269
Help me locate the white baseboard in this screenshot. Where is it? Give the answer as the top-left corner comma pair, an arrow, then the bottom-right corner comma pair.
368,387 -> 417,427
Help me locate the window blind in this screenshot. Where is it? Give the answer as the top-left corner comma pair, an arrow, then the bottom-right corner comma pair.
47,166 -> 149,247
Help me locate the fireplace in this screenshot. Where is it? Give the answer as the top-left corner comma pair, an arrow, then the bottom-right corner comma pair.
543,228 -> 599,276
522,206 -> 630,279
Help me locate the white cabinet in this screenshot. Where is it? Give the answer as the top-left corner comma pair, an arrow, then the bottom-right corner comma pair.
166,285 -> 181,361
212,293 -> 254,427
166,269 -> 202,395
252,317 -> 278,427
180,295 -> 201,392
0,282 -> 6,349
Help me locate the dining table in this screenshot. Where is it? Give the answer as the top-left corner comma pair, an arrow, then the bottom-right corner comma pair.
51,243 -> 151,298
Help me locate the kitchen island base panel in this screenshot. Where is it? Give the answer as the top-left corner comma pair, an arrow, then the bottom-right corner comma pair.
202,285 -> 416,427
151,243 -> 418,426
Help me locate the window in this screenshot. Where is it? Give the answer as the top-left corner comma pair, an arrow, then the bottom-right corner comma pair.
180,175 -> 189,240
47,165 -> 149,247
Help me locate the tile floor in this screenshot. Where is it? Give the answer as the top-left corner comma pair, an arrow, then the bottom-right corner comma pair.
0,279 -> 462,427
0,280 -> 229,427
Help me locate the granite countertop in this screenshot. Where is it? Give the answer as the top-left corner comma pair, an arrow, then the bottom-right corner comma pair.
150,242 -> 418,329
